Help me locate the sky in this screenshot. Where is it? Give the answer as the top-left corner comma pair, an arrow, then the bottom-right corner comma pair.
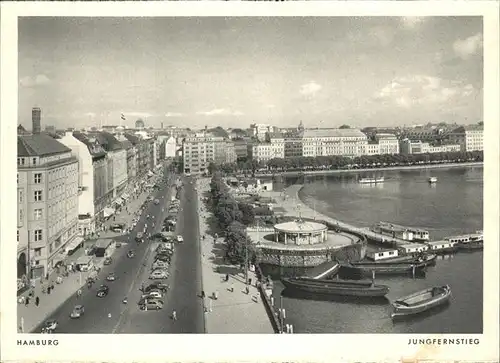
18,16 -> 483,130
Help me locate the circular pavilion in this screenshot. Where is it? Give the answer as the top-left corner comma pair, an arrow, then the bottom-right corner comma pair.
273,219 -> 328,245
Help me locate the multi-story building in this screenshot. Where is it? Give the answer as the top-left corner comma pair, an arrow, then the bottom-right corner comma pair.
375,133 -> 399,155
250,123 -> 275,141
400,139 -> 462,154
17,134 -> 79,279
182,135 -> 226,174
124,133 -> 150,177
447,125 -> 484,152
224,141 -> 238,164
90,132 -> 128,199
301,129 -> 368,157
119,138 -> 137,184
364,141 -> 381,155
72,132 -> 112,227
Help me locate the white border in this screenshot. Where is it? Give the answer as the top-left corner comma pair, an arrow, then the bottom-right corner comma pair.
1,2 -> 498,362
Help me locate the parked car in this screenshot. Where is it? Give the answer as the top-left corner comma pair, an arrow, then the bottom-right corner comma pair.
149,270 -> 168,280
115,242 -> 122,248
152,262 -> 169,270
154,255 -> 171,263
176,235 -> 184,243
141,290 -> 163,299
103,257 -> 112,265
135,232 -> 144,243
127,250 -> 135,258
70,305 -> 85,319
154,199 -> 160,205
144,282 -> 169,292
139,299 -> 164,311
106,273 -> 116,281
85,245 -> 96,256
110,223 -> 126,232
96,285 -> 110,297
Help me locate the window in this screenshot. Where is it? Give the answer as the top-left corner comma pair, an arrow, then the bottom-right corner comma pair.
34,229 -> 43,242
17,230 -> 19,242
34,208 -> 43,220
33,158 -> 37,165
34,248 -> 42,257
18,191 -> 23,203
34,190 -> 42,201
34,173 -> 42,183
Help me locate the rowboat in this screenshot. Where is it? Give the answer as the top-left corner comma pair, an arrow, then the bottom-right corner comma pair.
281,277 -> 390,297
341,260 -> 427,277
391,285 -> 452,318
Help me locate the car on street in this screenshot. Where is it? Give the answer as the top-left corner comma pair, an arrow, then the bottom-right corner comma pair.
96,285 -> 110,297
154,255 -> 171,263
135,232 -> 144,243
144,282 -> 169,292
115,242 -> 122,248
154,199 -> 160,205
42,319 -> 58,332
141,290 -> 163,299
149,270 -> 168,279
127,250 -> 135,258
106,272 -> 116,281
139,299 -> 164,311
104,257 -> 113,265
152,262 -> 169,270
70,305 -> 85,319
176,235 -> 184,243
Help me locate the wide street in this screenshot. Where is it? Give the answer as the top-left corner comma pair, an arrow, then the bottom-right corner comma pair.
32,169 -> 204,334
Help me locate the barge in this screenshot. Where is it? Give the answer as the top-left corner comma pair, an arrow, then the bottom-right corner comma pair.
359,177 -> 385,184
341,260 -> 427,277
371,222 -> 430,242
445,232 -> 483,251
281,277 -> 390,297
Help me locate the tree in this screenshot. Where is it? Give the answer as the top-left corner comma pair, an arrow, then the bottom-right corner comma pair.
207,162 -> 218,175
339,124 -> 351,129
238,203 -> 255,226
225,221 -> 252,265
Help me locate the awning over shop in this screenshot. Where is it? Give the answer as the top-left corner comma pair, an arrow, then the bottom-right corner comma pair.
114,198 -> 124,206
64,237 -> 84,253
103,207 -> 115,218
121,193 -> 130,200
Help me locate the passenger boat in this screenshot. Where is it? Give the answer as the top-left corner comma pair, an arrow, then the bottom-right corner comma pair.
425,240 -> 459,254
391,285 -> 452,318
341,260 -> 427,276
371,222 -> 430,242
428,177 -> 438,183
281,277 -> 390,297
359,177 -> 385,184
364,253 -> 436,266
445,232 -> 483,251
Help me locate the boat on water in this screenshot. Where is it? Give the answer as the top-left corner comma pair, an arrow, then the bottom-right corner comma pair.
364,253 -> 437,266
359,176 -> 385,184
445,232 -> 483,251
371,221 -> 430,242
281,277 -> 390,297
342,260 -> 427,276
425,240 -> 459,254
428,177 -> 438,183
391,285 -> 452,318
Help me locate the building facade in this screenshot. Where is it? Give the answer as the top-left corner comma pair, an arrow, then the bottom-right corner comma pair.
17,134 -> 79,279
164,136 -> 178,158
447,125 -> 484,152
400,139 -> 461,154
182,135 -> 226,174
375,133 -> 399,155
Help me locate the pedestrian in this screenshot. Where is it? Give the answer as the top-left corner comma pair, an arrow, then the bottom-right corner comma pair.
47,286 -> 52,294
248,278 -> 252,286
245,285 -> 250,295
230,283 -> 234,292
225,274 -> 229,282
201,290 -> 205,299
172,310 -> 177,321
35,296 -> 40,306
77,289 -> 82,298
25,297 -> 30,306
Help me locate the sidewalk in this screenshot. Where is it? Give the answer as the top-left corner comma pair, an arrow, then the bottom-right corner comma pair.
196,178 -> 274,334
17,179 -> 158,333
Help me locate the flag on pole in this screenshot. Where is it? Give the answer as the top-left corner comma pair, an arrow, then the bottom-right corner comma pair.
121,113 -> 126,121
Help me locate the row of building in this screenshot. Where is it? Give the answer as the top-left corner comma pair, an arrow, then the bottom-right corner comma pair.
17,109 -> 178,280
183,122 -> 484,173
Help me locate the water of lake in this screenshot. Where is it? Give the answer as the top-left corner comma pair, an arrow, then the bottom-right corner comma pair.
269,166 -> 483,333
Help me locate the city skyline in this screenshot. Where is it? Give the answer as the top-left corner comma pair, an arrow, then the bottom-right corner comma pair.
19,17 -> 483,130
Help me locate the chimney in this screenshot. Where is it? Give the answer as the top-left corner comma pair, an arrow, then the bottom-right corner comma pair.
32,107 -> 41,134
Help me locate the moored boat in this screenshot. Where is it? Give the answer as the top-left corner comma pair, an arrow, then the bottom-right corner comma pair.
281,277 -> 389,297
428,177 -> 438,183
425,240 -> 459,254
359,176 -> 384,184
342,260 -> 427,276
371,221 -> 430,242
445,232 -> 483,251
391,285 -> 452,318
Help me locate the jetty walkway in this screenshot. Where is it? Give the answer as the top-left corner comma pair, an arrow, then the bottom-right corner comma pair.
263,185 -> 414,248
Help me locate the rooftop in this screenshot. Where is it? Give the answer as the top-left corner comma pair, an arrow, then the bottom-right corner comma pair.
87,132 -> 123,152
72,132 -> 107,157
18,134 -> 71,157
302,128 -> 366,138
274,220 -> 328,233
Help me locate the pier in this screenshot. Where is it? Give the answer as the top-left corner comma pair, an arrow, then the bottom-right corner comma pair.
265,185 -> 424,248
